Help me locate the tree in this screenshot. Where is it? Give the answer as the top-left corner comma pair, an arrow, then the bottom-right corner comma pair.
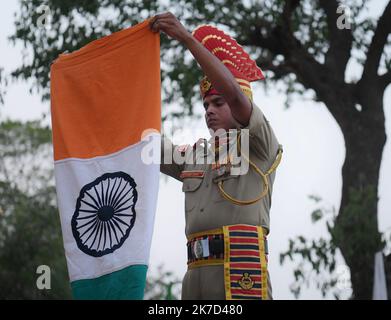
0,120 -> 71,299
7,0 -> 391,299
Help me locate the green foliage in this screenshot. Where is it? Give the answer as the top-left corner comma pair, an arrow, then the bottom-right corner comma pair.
0,181 -> 71,299
281,190 -> 388,299
332,186 -> 383,264
0,120 -> 53,195
0,119 -> 71,299
9,1 -> 382,112
144,264 -> 181,300
280,195 -> 340,299
0,120 -> 51,157
311,209 -> 323,223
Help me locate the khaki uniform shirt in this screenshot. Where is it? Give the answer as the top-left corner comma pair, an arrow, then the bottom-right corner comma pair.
160,101 -> 280,299
161,101 -> 279,235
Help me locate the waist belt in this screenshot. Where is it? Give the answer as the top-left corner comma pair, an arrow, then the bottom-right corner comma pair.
187,231 -> 268,265
186,224 -> 269,300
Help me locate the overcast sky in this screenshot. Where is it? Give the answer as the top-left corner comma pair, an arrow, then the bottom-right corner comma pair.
1,0 -> 390,299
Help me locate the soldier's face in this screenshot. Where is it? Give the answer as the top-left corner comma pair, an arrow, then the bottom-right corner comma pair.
203,95 -> 237,133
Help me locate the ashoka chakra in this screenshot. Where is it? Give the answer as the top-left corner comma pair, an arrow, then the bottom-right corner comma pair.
71,172 -> 137,257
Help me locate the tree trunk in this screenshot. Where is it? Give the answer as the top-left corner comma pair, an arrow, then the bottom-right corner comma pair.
332,94 -> 386,299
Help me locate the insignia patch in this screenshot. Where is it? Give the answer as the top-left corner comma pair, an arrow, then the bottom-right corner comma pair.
200,76 -> 212,94
180,170 -> 205,179
238,272 -> 254,290
72,171 -> 137,257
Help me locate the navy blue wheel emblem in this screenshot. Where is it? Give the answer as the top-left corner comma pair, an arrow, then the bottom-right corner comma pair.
72,172 -> 137,257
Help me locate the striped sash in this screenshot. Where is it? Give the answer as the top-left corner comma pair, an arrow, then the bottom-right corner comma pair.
223,224 -> 268,300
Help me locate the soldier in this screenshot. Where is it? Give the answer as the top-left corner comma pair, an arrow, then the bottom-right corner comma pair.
150,12 -> 282,300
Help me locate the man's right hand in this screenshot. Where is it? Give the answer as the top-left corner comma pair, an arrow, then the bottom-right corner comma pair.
149,12 -> 192,44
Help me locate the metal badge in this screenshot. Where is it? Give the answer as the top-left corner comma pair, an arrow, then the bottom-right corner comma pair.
238,272 -> 254,290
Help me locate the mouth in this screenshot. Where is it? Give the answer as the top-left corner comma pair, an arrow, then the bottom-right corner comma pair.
207,118 -> 218,126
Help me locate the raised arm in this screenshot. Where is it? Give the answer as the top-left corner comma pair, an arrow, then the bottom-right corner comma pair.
149,12 -> 252,126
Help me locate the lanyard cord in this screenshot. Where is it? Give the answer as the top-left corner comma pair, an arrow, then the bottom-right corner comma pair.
217,131 -> 283,206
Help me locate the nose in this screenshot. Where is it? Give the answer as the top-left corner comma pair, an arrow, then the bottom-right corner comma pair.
206,105 -> 216,118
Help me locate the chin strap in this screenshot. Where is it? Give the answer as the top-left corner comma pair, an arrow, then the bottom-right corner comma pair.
217,132 -> 283,206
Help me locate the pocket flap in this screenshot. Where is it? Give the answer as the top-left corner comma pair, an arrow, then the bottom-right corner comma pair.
182,177 -> 203,192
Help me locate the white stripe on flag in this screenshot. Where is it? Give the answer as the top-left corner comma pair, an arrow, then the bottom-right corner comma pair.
54,133 -> 160,282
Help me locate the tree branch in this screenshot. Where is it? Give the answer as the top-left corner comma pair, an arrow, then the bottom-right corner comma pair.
282,0 -> 301,33
236,19 -> 284,54
239,0 -> 348,121
256,56 -> 293,80
240,1 -> 325,82
362,0 -> 391,81
319,0 -> 353,82
272,7 -> 336,108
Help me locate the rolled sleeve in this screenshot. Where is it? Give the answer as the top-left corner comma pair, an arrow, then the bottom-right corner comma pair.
160,136 -> 185,182
242,100 -> 280,162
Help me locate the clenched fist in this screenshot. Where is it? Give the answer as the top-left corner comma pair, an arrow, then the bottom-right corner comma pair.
149,12 -> 192,44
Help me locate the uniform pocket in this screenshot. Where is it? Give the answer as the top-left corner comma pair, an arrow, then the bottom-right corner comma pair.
212,174 -> 239,203
182,177 -> 203,211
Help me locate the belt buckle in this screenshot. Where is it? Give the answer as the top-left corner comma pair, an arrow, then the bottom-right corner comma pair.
193,240 -> 203,259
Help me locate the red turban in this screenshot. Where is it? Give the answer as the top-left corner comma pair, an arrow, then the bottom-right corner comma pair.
192,24 -> 265,100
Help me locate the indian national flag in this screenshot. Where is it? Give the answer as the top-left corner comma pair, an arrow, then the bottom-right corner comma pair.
50,19 -> 161,299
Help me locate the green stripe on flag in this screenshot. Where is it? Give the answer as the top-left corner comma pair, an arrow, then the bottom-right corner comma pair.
71,264 -> 147,300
